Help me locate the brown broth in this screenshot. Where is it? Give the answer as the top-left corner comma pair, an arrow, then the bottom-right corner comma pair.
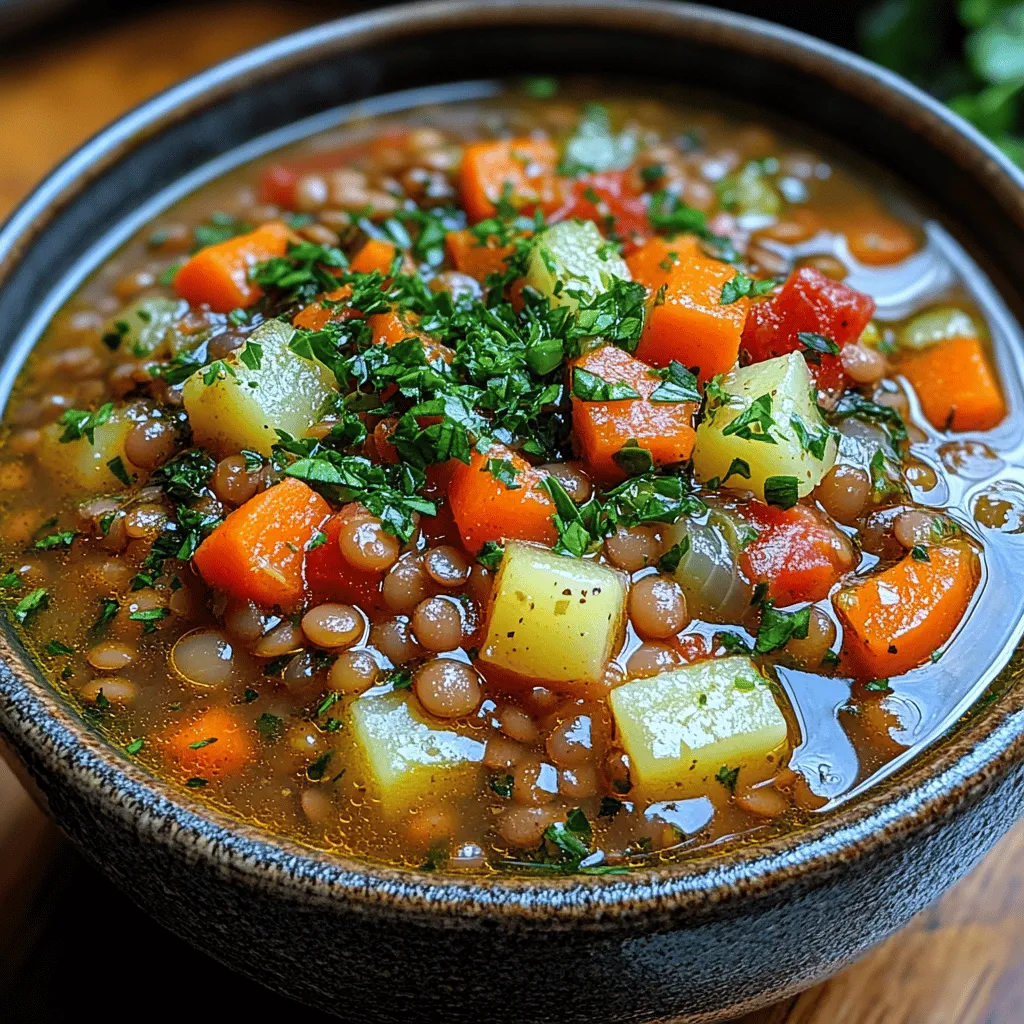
1,81 -> 1022,875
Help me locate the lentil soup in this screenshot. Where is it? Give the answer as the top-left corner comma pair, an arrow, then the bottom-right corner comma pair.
2,82 -> 1022,875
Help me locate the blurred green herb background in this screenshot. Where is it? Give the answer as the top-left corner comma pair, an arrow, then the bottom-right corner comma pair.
860,0 -> 1024,163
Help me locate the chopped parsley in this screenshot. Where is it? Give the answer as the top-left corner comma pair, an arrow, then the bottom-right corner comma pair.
715,765 -> 741,794
755,601 -> 810,653
58,403 -> 113,444
12,588 -> 49,624
571,367 -> 640,401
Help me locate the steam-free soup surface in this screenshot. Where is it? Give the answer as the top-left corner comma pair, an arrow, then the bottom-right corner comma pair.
2,82 -> 1022,875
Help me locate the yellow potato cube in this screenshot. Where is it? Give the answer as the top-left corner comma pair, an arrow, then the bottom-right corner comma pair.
526,219 -> 631,310
609,656 -> 790,799
693,351 -> 837,502
350,692 -> 485,813
182,319 -> 335,456
478,541 -> 627,687
37,408 -> 140,492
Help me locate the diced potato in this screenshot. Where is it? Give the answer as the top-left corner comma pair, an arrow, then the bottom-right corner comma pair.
693,351 -> 837,501
478,541 -> 627,689
525,220 -> 631,310
900,305 -> 978,351
182,319 -> 336,456
350,692 -> 485,813
37,407 -> 140,491
103,296 -> 189,357
609,656 -> 790,800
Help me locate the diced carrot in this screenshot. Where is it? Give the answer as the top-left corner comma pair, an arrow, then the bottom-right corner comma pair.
627,236 -> 748,380
898,336 -> 1006,432
193,478 -> 331,610
367,311 -> 454,366
571,343 -> 696,484
367,310 -> 422,347
349,238 -> 397,275
448,445 -> 558,553
740,502 -> 853,606
164,707 -> 253,778
174,221 -> 292,313
459,138 -> 566,223
306,506 -> 386,613
446,230 -> 517,281
836,205 -> 919,266
292,285 -> 354,331
833,540 -> 980,679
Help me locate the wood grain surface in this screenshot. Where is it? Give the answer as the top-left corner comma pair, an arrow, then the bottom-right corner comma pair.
1,4 -> 1021,1021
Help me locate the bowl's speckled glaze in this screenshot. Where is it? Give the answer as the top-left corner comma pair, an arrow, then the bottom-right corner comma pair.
3,3 -> 1024,1021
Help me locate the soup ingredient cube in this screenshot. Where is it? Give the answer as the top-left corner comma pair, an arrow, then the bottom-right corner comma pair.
627,236 -> 748,381
740,502 -> 853,606
350,692 -> 484,812
102,296 -> 189,357
164,707 -> 254,778
716,161 -> 782,218
193,477 -> 331,610
898,336 -> 1006,432
459,138 -> 563,223
899,306 -> 978,351
37,407 -> 139,491
571,343 -> 696,484
479,541 -> 626,687
547,171 -> 650,246
448,446 -> 558,554
174,220 -> 292,312
693,351 -> 838,502
182,319 -> 336,457
348,238 -> 397,275
446,230 -> 517,282
305,508 -> 388,613
609,656 -> 789,800
740,267 -> 875,392
833,539 -> 980,679
292,286 -> 352,332
525,219 -> 631,310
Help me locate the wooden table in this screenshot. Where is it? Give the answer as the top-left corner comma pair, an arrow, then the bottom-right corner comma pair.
2,4 -> 1022,1020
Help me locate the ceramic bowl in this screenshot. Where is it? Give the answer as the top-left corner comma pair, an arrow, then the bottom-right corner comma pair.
3,3 -> 1024,1021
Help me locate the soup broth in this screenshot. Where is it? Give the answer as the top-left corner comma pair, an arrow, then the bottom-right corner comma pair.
1,82 -> 1022,875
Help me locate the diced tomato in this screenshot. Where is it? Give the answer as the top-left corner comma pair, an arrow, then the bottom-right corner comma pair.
306,509 -> 387,613
261,165 -> 301,209
740,501 -> 854,606
548,171 -> 649,252
740,267 -> 875,392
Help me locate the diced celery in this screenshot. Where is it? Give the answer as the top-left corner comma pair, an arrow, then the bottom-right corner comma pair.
900,306 -> 978,351
716,161 -> 782,218
609,655 -> 790,799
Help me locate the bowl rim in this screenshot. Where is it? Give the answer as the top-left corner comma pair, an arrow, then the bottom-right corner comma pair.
3,0 -> 1024,925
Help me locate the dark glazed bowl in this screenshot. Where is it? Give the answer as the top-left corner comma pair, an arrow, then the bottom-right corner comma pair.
3,2 -> 1024,1021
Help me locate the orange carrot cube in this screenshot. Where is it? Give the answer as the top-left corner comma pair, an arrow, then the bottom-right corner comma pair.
627,236 -> 748,380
